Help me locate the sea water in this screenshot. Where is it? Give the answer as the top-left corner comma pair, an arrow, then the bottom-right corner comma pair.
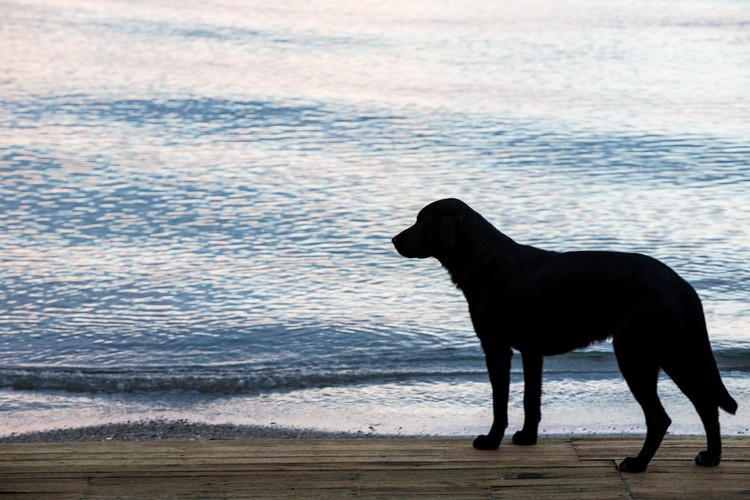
1,0 -> 748,437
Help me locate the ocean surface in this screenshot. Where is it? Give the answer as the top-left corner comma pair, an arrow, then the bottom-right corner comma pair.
1,0 -> 748,437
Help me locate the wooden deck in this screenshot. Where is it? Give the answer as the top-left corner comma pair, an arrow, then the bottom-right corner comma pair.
1,436 -> 748,498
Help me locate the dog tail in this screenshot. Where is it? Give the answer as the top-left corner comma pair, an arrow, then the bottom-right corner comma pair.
681,284 -> 738,415
698,321 -> 738,415
717,381 -> 738,415
701,344 -> 737,414
700,342 -> 737,414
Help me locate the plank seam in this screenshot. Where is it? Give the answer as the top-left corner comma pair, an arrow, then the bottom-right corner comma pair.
615,463 -> 636,500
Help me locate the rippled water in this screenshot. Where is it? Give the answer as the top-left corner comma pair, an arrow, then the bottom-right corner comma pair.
1,0 -> 749,436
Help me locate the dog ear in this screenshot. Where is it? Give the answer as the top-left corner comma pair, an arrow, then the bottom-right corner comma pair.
439,215 -> 456,250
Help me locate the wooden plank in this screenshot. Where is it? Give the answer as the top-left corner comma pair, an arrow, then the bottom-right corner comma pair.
0,441 -> 580,463
623,472 -> 750,499
0,437 -> 575,454
0,477 -> 89,494
572,436 -> 750,464
1,437 -> 748,498
0,448 -> 580,463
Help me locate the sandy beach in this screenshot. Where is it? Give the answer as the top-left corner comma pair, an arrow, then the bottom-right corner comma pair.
0,419 -> 378,443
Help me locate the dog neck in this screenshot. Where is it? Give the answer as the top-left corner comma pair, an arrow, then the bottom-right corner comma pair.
437,215 -> 517,289
438,254 -> 473,289
437,242 -> 516,290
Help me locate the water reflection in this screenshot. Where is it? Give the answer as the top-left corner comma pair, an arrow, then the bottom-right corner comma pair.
1,0 -> 748,375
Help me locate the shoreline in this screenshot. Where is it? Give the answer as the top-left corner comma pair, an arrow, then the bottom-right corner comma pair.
0,419 -> 418,443
1,418 -> 721,444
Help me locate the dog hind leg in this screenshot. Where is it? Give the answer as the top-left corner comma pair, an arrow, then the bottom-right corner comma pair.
614,337 -> 671,473
663,362 -> 722,466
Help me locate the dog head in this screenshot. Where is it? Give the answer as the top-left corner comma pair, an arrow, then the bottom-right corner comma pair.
391,198 -> 469,259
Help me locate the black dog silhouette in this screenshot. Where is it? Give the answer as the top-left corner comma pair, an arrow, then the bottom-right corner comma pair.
392,198 -> 737,472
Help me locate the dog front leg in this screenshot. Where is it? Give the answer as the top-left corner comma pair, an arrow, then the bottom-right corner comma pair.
473,345 -> 512,450
513,351 -> 542,445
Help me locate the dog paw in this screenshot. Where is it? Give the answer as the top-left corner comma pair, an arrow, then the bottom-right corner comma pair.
618,457 -> 648,473
695,451 -> 721,467
473,434 -> 501,450
512,430 -> 537,446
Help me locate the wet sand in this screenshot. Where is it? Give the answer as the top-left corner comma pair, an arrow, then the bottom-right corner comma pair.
0,419 -> 395,443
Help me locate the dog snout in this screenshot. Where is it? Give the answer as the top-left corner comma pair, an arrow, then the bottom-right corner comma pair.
393,227 -> 427,258
392,232 -> 406,254
392,228 -> 411,254
392,232 -> 407,248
